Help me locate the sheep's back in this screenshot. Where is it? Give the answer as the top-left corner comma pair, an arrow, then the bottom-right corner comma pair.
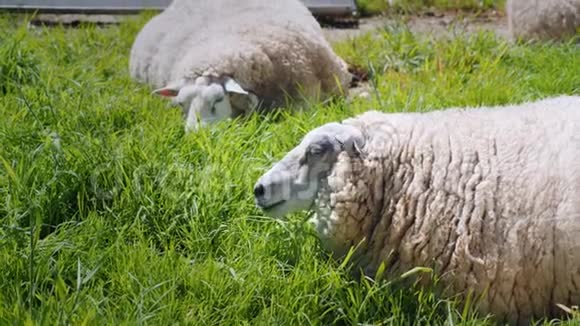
507,0 -> 580,41
129,0 -> 192,83
129,0 -> 347,95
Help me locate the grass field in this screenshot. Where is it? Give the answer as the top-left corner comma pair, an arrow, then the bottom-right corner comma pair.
1,8 -> 579,326
356,0 -> 506,16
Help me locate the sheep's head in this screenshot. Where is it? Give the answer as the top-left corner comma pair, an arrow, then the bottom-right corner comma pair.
153,75 -> 259,132
254,122 -> 365,218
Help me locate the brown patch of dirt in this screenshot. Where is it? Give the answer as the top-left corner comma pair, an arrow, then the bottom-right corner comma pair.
348,63 -> 370,88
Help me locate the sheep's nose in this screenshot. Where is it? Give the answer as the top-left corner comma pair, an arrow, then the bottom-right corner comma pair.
253,184 -> 265,198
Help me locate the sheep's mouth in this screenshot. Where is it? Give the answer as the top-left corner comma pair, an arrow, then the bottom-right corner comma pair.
260,200 -> 287,212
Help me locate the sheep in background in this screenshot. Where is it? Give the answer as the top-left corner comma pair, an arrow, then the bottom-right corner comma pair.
129,0 -> 352,132
253,96 -> 580,324
507,0 -> 580,41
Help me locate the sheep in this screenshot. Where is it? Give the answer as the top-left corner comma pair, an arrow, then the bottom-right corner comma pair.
507,0 -> 580,41
129,0 -> 352,132
253,95 -> 580,325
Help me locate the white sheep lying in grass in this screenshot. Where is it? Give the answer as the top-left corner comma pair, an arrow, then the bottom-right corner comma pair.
507,0 -> 580,41
253,95 -> 580,324
129,0 -> 352,132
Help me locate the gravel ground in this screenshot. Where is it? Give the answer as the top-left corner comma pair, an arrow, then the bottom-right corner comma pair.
322,10 -> 509,43
29,10 -> 509,42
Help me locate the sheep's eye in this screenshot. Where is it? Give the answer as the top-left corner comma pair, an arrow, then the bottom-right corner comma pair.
215,96 -> 225,103
301,141 -> 331,165
309,146 -> 324,157
309,139 -> 334,157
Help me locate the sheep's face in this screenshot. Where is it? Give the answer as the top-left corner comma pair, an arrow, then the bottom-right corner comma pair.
254,122 -> 365,218
154,76 -> 257,132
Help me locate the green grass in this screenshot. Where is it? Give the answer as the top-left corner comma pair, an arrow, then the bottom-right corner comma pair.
356,0 -> 506,16
0,11 -> 579,326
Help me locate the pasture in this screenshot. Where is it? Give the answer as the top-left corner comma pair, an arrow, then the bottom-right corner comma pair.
0,3 -> 579,325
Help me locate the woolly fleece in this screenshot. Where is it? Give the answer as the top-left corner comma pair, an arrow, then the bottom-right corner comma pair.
507,0 -> 580,41
310,96 -> 580,324
129,0 -> 352,111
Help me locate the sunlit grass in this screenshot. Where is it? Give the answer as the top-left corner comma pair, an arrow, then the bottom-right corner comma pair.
0,11 -> 578,325
356,0 -> 506,16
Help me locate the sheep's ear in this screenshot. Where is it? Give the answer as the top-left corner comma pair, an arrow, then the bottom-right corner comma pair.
223,78 -> 248,95
350,141 -> 364,157
152,87 -> 179,97
335,135 -> 364,157
152,79 -> 187,97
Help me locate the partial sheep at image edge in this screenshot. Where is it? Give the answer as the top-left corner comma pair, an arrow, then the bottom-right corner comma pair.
507,0 -> 580,41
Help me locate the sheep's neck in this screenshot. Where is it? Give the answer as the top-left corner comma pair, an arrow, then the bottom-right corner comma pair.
320,131 -> 496,280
